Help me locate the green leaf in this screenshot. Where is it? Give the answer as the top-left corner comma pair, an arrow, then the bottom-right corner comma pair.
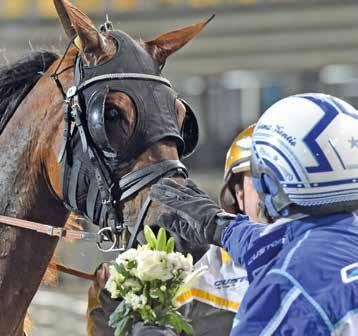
126,259 -> 137,270
166,311 -> 194,335
150,282 -> 167,303
139,306 -> 157,324
114,316 -> 131,336
113,262 -> 130,278
109,301 -> 129,327
181,318 -> 194,335
166,237 -> 175,253
144,225 -> 157,249
149,288 -> 160,299
156,228 -> 167,251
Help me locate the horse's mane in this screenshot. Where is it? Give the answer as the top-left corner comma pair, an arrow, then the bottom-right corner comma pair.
0,51 -> 59,133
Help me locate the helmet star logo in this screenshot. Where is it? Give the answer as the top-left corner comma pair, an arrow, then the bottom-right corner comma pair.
348,136 -> 358,148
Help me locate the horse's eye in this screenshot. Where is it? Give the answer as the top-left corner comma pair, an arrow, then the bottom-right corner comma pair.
105,106 -> 123,121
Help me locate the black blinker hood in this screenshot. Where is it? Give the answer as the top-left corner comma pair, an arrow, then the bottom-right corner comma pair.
76,30 -> 186,162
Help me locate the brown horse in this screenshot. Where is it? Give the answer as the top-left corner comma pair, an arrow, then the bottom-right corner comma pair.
0,0 -> 212,334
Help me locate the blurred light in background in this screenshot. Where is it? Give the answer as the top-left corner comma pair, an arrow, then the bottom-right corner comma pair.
2,0 -> 349,18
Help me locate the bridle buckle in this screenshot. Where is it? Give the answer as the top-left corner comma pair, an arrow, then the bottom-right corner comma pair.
66,86 -> 77,99
96,227 -> 126,252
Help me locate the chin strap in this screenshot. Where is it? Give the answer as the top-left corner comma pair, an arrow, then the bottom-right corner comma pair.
252,174 -> 291,218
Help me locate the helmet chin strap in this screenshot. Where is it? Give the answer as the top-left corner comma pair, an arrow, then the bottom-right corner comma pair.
257,200 -> 274,223
251,151 -> 292,219
240,188 -> 274,223
252,175 -> 291,218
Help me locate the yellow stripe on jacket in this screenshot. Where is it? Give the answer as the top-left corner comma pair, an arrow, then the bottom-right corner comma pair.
176,288 -> 240,312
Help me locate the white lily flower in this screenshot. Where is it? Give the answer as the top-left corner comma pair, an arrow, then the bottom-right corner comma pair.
133,249 -> 173,282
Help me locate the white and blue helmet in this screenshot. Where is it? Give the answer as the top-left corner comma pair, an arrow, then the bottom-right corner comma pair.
251,93 -> 358,217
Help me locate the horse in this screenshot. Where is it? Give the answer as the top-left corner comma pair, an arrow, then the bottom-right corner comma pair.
0,0 -> 212,334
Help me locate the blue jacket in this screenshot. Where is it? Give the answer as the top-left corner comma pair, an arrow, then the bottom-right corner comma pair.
221,212 -> 358,335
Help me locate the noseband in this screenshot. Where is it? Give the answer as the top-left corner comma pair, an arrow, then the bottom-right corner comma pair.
53,27 -> 198,252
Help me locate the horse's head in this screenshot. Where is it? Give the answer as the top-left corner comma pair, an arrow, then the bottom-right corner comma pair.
47,0 -> 212,252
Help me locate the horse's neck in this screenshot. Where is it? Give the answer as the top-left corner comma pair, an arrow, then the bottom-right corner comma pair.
0,70 -> 68,335
0,128 -> 30,216
0,79 -> 64,218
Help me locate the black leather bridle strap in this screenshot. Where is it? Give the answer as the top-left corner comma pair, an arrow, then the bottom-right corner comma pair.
86,180 -> 100,221
93,160 -> 188,252
77,73 -> 172,92
127,197 -> 152,249
57,50 -> 189,252
125,163 -> 188,250
57,102 -> 72,163
119,160 -> 184,188
119,160 -> 187,202
68,160 -> 82,210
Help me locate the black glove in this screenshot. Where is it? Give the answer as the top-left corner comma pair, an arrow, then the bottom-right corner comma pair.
88,289 -> 118,336
149,178 -> 235,246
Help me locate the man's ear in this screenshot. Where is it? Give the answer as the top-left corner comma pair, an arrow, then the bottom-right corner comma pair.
145,15 -> 214,67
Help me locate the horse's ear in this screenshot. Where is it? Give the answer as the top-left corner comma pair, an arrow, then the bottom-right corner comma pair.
54,0 -> 111,62
145,15 -> 214,67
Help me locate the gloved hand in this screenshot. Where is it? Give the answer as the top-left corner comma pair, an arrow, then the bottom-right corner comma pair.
87,264 -> 118,336
149,178 -> 235,246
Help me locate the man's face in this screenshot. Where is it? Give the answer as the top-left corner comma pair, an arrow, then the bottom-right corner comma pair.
234,171 -> 263,222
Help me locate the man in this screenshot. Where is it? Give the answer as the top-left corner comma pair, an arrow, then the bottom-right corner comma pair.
87,124 -> 268,335
175,123 -> 272,336
150,93 -> 358,335
219,123 -> 270,223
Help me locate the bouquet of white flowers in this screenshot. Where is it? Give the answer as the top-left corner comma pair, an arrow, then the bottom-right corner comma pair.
105,225 -> 206,336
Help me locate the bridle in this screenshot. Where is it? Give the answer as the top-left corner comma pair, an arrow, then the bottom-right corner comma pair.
58,79 -> 188,253
52,24 -> 196,253
0,21 -> 198,280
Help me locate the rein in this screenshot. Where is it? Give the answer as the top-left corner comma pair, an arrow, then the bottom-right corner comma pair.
0,215 -> 97,280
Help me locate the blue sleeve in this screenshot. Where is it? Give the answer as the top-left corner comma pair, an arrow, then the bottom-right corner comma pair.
221,214 -> 266,265
231,272 -> 331,336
